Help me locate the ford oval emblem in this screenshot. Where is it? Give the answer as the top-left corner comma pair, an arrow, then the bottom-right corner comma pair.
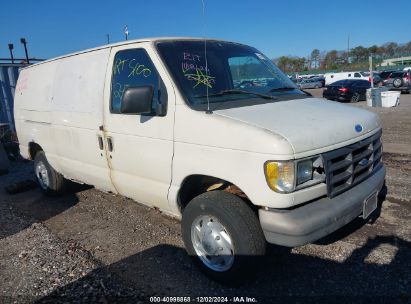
355,124 -> 363,133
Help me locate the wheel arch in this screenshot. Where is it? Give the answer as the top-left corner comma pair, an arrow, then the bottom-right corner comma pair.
177,174 -> 257,214
28,142 -> 43,160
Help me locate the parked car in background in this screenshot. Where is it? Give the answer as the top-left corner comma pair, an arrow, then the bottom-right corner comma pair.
385,70 -> 411,93
371,73 -> 383,87
380,70 -> 399,85
403,66 -> 411,71
290,77 -> 298,84
323,79 -> 371,102
324,71 -> 368,85
297,78 -> 323,89
311,76 -> 325,87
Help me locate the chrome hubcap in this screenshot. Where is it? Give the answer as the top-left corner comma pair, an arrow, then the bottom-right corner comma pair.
35,161 -> 49,189
191,215 -> 234,272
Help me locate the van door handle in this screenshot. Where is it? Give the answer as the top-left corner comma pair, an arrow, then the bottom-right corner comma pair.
97,135 -> 104,150
107,137 -> 114,152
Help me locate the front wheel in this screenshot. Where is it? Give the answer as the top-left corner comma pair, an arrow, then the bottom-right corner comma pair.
181,191 -> 266,284
34,151 -> 66,195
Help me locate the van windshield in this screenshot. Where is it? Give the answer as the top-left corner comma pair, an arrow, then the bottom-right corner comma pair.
156,40 -> 306,110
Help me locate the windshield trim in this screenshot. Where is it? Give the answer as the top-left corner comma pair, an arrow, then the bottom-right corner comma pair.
154,39 -> 308,111
190,93 -> 311,111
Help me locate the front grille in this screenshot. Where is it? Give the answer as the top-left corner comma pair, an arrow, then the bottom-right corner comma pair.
322,130 -> 383,198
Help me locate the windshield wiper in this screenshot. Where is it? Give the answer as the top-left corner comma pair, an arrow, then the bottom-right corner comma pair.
268,87 -> 297,92
196,89 -> 276,100
269,86 -> 312,97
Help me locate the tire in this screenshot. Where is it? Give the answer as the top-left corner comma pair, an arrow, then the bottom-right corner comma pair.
351,92 -> 360,103
393,78 -> 403,88
34,151 -> 66,195
181,191 -> 266,284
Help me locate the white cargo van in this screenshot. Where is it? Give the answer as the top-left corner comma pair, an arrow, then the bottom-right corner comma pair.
325,71 -> 369,85
14,38 -> 385,282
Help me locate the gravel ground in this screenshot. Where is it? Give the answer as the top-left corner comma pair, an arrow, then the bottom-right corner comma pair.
0,163 -> 146,304
0,92 -> 410,303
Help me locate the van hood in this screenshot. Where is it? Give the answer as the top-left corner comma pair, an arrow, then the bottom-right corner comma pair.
214,97 -> 381,156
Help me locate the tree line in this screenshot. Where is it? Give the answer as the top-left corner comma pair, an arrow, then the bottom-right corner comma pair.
273,41 -> 411,73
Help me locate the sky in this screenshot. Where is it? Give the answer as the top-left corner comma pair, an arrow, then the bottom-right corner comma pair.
1,0 -> 411,61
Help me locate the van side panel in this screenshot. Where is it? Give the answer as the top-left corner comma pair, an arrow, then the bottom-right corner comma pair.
50,49 -> 114,191
14,62 -> 57,163
14,48 -> 115,192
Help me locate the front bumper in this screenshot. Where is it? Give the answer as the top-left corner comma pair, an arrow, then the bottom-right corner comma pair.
387,85 -> 411,92
259,164 -> 385,247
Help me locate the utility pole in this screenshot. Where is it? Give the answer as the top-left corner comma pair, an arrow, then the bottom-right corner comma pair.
20,38 -> 29,64
369,54 -> 374,88
347,34 -> 350,64
106,34 -> 110,44
8,44 -> 14,64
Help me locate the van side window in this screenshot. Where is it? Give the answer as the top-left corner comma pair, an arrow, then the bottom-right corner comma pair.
348,74 -> 351,77
111,49 -> 161,114
354,72 -> 361,78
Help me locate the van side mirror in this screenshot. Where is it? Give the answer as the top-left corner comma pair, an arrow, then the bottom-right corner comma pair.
120,86 -> 154,115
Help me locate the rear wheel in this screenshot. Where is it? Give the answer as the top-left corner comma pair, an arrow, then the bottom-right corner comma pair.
351,92 -> 360,102
34,151 -> 66,195
393,78 -> 403,88
181,191 -> 266,284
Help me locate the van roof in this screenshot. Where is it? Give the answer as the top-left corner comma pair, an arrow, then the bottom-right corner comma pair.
21,37 -> 235,70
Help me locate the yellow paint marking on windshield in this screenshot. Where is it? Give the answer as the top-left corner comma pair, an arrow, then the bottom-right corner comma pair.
184,68 -> 215,88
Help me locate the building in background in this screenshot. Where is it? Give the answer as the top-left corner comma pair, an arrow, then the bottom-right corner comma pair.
0,63 -> 23,132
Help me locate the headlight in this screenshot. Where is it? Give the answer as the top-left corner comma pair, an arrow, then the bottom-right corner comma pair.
296,159 -> 313,185
264,161 -> 295,193
265,156 -> 324,193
